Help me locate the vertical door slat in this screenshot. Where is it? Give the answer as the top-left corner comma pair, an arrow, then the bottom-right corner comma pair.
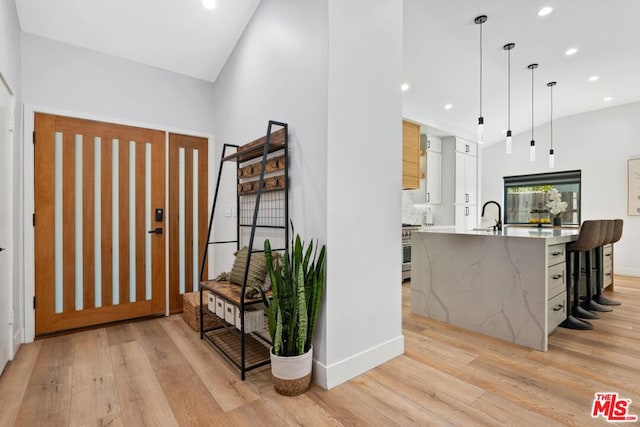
119,139 -> 130,306
184,148 -> 194,294
83,135 -> 95,310
168,141 -> 179,312
63,132 -> 76,312
34,114 -> 56,334
101,139 -> 113,307
178,148 -> 186,296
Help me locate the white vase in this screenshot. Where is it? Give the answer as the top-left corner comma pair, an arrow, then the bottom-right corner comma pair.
270,346 -> 313,396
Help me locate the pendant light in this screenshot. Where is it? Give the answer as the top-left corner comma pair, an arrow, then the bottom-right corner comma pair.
504,43 -> 515,154
475,15 -> 487,144
547,81 -> 557,168
528,63 -> 539,161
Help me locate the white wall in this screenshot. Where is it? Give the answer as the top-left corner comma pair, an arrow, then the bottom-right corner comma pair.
325,0 -> 403,388
208,0 -> 328,279
1,0 -> 23,358
209,0 -> 403,389
21,33 -> 216,133
481,102 -> 640,276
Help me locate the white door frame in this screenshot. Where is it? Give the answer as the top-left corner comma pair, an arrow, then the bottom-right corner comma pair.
0,71 -> 16,368
22,104 -> 215,342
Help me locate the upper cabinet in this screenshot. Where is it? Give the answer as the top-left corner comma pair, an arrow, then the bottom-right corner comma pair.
455,138 -> 478,157
425,135 -> 442,204
402,120 -> 420,189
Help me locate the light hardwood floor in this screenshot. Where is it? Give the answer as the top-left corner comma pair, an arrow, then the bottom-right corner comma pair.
1,276 -> 639,426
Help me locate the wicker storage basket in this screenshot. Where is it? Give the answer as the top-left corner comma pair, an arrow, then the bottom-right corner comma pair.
183,290 -> 220,332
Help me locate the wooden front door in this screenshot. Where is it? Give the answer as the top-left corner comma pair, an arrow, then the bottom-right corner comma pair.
34,113 -> 166,335
168,133 -> 208,314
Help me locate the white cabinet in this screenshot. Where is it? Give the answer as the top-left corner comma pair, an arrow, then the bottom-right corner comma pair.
454,152 -> 477,205
426,136 -> 442,153
455,204 -> 477,231
444,136 -> 478,231
455,138 -> 477,156
426,151 -> 441,204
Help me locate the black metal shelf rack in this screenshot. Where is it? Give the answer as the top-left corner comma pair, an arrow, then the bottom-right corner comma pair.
198,121 -> 289,380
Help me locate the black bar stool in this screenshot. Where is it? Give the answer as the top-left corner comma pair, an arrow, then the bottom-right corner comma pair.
581,220 -> 613,313
593,219 -> 623,306
560,220 -> 600,330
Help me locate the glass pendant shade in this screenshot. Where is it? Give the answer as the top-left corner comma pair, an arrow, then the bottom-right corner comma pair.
528,64 -> 538,162
504,43 -> 515,155
547,81 -> 557,169
477,117 -> 484,144
530,141 -> 536,161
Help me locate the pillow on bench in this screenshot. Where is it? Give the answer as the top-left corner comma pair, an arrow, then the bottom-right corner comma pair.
229,247 -> 267,297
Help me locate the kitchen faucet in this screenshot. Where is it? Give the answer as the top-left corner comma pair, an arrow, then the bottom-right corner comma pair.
481,201 -> 502,231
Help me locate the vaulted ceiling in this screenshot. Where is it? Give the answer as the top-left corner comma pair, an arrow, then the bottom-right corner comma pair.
404,0 -> 640,143
15,0 -> 260,82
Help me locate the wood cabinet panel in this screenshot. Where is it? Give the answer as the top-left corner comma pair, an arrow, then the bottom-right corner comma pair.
402,120 -> 420,189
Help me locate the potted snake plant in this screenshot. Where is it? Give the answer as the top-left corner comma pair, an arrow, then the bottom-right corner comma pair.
262,234 -> 326,396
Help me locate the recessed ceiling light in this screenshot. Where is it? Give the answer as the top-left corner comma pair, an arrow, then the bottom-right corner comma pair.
202,0 -> 217,10
603,96 -> 613,102
588,75 -> 599,82
537,7 -> 553,16
565,48 -> 578,56
401,83 -> 410,92
444,104 -> 452,110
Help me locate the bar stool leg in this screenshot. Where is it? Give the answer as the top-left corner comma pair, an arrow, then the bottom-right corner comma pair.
592,247 -> 621,306
581,248 -> 612,313
573,251 -> 600,320
560,248 -> 593,330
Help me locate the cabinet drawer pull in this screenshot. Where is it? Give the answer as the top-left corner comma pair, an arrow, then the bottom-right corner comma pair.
551,251 -> 563,256
465,193 -> 469,203
465,144 -> 470,153
605,272 -> 612,276
552,274 -> 563,280
552,304 -> 564,312
605,253 -> 612,257
426,193 -> 430,202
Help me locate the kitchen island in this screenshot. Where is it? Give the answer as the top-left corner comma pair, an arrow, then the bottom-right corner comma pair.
411,227 -> 580,351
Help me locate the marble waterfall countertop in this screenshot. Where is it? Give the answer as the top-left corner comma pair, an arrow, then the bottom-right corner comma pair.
418,226 -> 580,242
411,226 -> 579,351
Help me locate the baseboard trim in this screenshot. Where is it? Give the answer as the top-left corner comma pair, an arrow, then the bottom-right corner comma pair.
616,268 -> 640,277
312,334 -> 404,390
11,327 -> 23,360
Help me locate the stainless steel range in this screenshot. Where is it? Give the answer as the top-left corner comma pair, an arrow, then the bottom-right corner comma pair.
402,224 -> 421,281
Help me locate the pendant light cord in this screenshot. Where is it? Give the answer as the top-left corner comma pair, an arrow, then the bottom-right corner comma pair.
507,49 -> 511,129
479,22 -> 483,117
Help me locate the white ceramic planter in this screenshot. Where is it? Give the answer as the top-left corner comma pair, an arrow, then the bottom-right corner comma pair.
270,346 -> 313,396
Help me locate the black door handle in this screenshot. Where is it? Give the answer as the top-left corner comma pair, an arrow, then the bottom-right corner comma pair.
0,248 -> 4,252
148,228 -> 163,235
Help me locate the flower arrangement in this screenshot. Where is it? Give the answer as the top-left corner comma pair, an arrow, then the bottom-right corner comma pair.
546,188 -> 568,217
